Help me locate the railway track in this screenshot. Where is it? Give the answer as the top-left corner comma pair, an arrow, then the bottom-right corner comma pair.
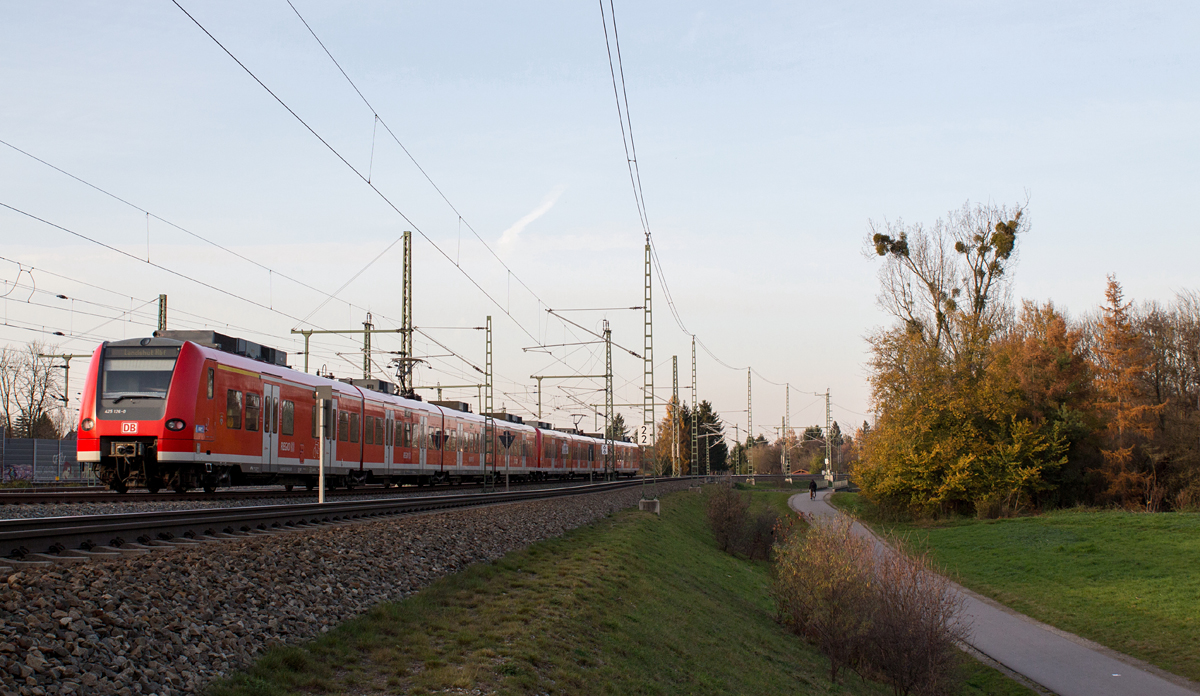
0,477 -> 668,562
0,477 -> 608,505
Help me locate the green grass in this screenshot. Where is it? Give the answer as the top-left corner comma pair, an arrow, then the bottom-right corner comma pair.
831,492 -> 1200,683
208,488 -> 1036,696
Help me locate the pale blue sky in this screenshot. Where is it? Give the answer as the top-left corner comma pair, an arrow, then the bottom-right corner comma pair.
2,2 -> 1197,438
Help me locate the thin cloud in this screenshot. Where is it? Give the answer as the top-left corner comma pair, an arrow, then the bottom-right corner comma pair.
498,185 -> 565,257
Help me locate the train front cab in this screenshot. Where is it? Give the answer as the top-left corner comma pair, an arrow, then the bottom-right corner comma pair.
76,337 -> 206,492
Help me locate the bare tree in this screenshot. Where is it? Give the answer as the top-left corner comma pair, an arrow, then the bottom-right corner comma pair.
0,341 -> 63,438
867,201 -> 1027,363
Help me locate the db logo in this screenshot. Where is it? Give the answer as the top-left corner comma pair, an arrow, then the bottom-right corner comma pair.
121,422 -> 138,434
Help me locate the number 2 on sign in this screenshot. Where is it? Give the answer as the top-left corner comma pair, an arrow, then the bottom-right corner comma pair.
122,422 -> 137,434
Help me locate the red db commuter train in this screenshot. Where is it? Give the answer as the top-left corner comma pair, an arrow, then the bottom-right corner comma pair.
76,331 -> 641,493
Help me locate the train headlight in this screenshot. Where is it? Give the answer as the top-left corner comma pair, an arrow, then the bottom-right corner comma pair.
81,418 -> 94,431
165,419 -> 186,432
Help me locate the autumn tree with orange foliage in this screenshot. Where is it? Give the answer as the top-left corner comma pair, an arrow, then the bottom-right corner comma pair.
858,202 -> 1072,517
1093,277 -> 1166,508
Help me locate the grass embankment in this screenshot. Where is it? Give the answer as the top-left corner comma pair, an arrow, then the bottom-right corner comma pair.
211,489 -> 1033,696
831,492 -> 1200,682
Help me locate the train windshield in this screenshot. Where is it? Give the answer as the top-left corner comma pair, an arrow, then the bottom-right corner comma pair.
101,346 -> 181,402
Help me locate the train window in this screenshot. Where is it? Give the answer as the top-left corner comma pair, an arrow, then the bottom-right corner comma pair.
338,410 -> 349,442
349,413 -> 360,443
226,390 -> 242,429
311,404 -> 317,439
385,418 -> 392,446
364,416 -> 374,445
377,417 -> 385,446
245,393 -> 261,432
281,400 -> 294,436
395,422 -> 404,447
206,368 -> 214,399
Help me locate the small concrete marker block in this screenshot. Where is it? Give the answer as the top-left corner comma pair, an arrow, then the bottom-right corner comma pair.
639,498 -> 661,515
689,485 -> 702,493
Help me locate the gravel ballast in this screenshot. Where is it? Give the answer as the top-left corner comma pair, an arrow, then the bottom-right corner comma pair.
0,479 -> 604,521
0,481 -> 689,696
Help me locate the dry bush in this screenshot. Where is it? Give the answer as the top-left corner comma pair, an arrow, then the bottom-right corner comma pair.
772,517 -> 874,682
772,518 -> 969,693
706,484 -> 749,553
741,507 -> 781,561
862,542 -> 969,696
1174,486 -> 1200,512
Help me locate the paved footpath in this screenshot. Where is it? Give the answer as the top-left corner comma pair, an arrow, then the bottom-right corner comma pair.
789,491 -> 1200,696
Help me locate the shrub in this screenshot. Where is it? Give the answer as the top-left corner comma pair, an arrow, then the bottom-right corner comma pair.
771,517 -> 873,682
862,541 -> 968,696
741,507 -> 781,561
772,518 -> 968,693
706,484 -> 749,554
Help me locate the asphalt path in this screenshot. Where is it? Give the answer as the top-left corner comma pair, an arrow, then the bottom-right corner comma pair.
789,490 -> 1200,696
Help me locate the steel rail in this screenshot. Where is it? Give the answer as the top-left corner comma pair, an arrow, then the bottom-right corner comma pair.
0,478 -> 585,505
0,477 -> 668,559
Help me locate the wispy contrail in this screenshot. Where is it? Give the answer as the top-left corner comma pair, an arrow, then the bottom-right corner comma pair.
498,185 -> 566,256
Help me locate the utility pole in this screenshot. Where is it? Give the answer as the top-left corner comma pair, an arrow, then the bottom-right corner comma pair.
747,368 -> 753,446
157,294 -> 167,332
671,355 -> 679,477
485,315 -> 496,489
643,235 -> 655,469
604,319 -> 614,480
37,353 -> 91,416
399,230 -> 414,395
362,313 -> 373,379
291,320 -> 402,375
691,335 -> 698,477
784,384 -> 791,482
825,388 -> 833,480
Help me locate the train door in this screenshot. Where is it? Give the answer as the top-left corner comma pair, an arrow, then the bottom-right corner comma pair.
330,400 -> 339,470
262,383 -> 280,469
419,415 -> 427,472
456,422 -> 464,469
384,408 -> 394,475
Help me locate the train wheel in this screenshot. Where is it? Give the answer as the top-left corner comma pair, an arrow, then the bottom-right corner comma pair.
305,481 -> 315,491
203,484 -> 216,494
173,484 -> 188,494
111,480 -> 128,494
146,480 -> 162,494
284,484 -> 294,492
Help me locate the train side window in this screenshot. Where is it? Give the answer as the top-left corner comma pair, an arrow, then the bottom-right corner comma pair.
349,413 -> 360,443
364,415 -> 374,445
245,393 -> 261,432
226,390 -> 242,429
385,418 -> 393,446
281,400 -> 294,436
338,410 -> 349,442
206,368 -> 214,399
311,404 -> 317,439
